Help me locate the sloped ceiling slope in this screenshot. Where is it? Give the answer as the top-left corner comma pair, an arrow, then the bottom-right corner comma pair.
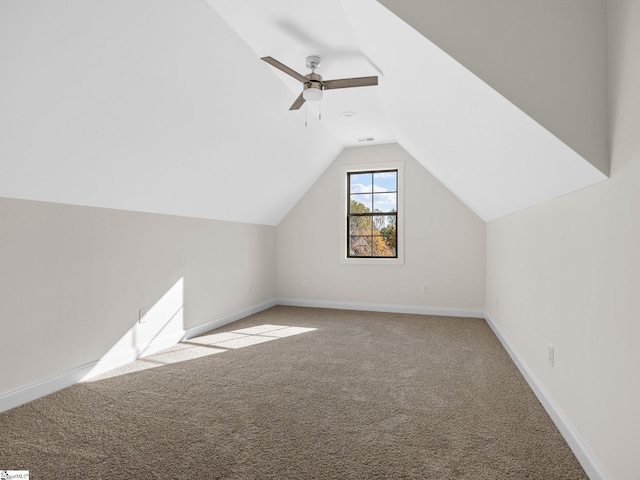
1,0 -> 607,225
341,0 -> 607,221
202,0 -> 607,221
378,0 -> 610,176
0,0 -> 342,225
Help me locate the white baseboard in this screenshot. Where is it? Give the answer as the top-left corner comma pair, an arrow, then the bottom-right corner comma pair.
0,362 -> 95,414
0,300 -> 613,480
84,298 -> 277,379
0,299 -> 278,414
277,297 -> 485,318
484,313 -> 611,480
81,331 -> 186,382
183,299 -> 278,340
0,299 -> 478,413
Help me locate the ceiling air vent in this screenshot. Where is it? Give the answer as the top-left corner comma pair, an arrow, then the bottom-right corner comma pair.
357,137 -> 375,143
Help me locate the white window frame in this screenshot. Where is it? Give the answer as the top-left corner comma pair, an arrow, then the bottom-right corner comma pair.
339,161 -> 405,265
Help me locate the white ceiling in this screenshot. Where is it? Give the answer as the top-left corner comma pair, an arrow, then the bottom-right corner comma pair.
0,0 -> 343,225
205,0 -> 396,147
0,0 -> 607,225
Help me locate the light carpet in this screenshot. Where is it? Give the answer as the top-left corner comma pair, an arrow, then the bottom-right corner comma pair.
0,306 -> 587,479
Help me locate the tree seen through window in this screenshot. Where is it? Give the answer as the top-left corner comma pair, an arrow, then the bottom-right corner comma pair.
347,170 -> 397,258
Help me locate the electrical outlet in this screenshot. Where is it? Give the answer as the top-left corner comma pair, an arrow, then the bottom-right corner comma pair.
139,308 -> 148,324
421,283 -> 429,294
548,344 -> 555,367
302,279 -> 308,288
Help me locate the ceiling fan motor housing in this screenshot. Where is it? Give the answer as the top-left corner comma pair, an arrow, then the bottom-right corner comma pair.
303,72 -> 323,101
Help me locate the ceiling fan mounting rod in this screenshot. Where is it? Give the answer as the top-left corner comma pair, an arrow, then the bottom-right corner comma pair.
306,55 -> 321,71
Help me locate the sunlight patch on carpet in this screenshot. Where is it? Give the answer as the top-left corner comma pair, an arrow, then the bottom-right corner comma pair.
84,324 -> 317,381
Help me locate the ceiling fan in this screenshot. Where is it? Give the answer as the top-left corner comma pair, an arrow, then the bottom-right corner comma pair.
261,55 -> 378,110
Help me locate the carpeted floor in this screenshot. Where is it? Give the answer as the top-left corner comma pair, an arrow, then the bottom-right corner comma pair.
0,306 -> 587,479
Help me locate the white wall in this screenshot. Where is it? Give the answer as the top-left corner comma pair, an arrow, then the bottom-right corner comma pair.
485,1 -> 640,478
277,143 -> 485,312
0,197 -> 276,399
379,0 -> 609,175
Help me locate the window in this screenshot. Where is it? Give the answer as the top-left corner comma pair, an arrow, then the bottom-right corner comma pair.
340,161 -> 404,265
347,170 -> 398,258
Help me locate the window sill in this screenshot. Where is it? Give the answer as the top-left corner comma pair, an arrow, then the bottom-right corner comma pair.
340,256 -> 404,266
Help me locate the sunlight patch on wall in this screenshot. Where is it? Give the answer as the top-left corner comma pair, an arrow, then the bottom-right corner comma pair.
81,277 -> 185,381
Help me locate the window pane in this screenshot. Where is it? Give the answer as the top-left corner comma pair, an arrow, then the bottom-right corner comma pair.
349,216 -> 372,236
373,215 -> 396,234
350,173 -> 372,194
349,236 -> 372,256
373,171 -> 396,192
374,235 -> 396,257
373,192 -> 397,213
350,194 -> 372,213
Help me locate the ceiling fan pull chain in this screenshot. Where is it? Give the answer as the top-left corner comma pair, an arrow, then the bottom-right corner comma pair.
305,103 -> 308,128
319,97 -> 322,121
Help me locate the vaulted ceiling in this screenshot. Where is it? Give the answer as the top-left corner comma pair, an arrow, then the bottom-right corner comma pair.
0,0 -> 608,225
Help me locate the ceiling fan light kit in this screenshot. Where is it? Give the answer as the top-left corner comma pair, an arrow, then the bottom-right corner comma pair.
261,55 -> 378,111
302,86 -> 323,102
